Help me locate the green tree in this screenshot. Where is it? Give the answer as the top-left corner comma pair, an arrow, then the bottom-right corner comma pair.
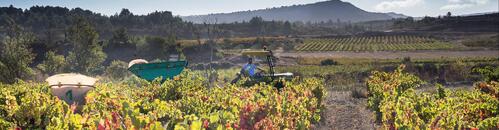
36,51 -> 66,75
283,21 -> 292,33
249,16 -> 265,35
109,27 -> 130,47
0,17 -> 36,83
145,35 -> 176,59
105,60 -> 129,81
66,17 -> 106,75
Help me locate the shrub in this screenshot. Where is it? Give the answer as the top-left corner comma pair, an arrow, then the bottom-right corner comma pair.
351,86 -> 368,98
320,59 -> 338,66
36,51 -> 66,75
473,66 -> 499,82
105,60 -> 129,81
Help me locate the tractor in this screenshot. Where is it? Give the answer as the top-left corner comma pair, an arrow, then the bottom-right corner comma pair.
231,48 -> 293,89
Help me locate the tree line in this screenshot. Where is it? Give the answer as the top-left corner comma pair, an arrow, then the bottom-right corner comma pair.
392,12 -> 499,31
0,5 -> 309,39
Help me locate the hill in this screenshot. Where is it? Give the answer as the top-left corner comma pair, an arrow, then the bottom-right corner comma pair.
182,0 -> 407,23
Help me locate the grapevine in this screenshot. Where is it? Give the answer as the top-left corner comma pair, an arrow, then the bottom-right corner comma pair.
0,70 -> 326,129
367,65 -> 499,129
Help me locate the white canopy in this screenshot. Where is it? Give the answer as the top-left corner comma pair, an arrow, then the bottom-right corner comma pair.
46,73 -> 97,87
128,59 -> 148,68
46,73 -> 97,105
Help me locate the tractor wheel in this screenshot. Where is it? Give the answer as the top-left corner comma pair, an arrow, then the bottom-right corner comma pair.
273,80 -> 285,90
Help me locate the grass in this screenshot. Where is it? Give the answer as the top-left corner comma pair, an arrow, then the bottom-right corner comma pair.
276,64 -> 374,76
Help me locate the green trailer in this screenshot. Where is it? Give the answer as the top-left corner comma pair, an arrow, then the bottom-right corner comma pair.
128,60 -> 188,81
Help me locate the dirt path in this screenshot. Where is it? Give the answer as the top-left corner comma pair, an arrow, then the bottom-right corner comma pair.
314,90 -> 377,130
277,50 -> 499,59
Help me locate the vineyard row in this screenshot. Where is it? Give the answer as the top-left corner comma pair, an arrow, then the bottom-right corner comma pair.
296,35 -> 456,51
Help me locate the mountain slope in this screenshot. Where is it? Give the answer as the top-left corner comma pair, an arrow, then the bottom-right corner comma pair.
182,0 -> 406,23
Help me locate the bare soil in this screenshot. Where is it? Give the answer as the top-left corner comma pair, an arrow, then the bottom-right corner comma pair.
314,90 -> 377,130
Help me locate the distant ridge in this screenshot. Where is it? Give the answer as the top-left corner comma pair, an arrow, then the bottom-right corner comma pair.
459,11 -> 499,16
182,0 -> 407,23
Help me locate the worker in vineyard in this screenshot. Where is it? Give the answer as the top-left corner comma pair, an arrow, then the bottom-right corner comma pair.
241,58 -> 257,77
231,58 -> 258,84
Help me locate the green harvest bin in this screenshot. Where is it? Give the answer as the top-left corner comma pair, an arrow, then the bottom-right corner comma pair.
128,60 -> 188,81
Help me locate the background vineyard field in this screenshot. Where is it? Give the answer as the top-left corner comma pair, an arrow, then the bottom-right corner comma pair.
295,35 -> 456,51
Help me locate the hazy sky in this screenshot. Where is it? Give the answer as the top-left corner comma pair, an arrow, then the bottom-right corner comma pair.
1,0 -> 497,17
